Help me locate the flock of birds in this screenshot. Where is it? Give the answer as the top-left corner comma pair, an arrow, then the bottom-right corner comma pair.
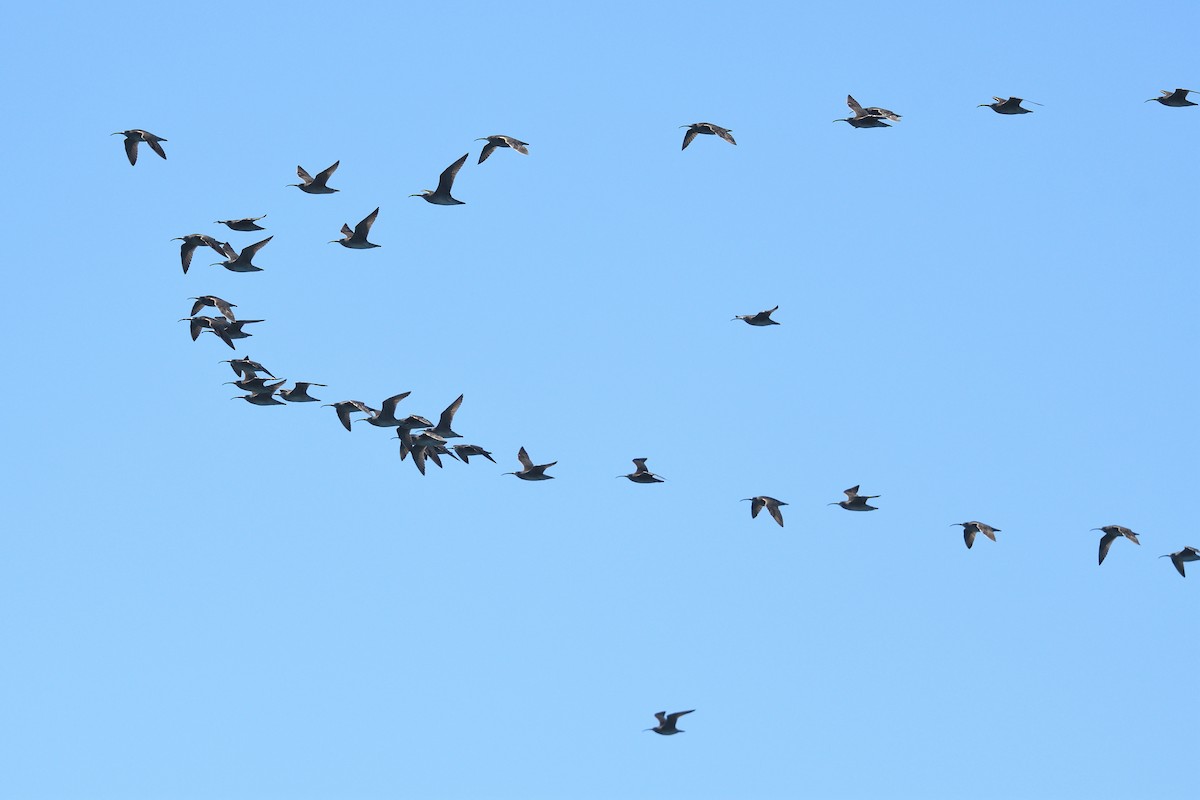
113,86 -> 1198,737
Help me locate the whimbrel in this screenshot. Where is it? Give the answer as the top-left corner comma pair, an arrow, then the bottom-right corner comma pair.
743,496 -> 787,527
829,485 -> 879,511
210,318 -> 262,341
279,382 -> 326,402
215,215 -> 267,232
835,95 -> 899,128
1093,525 -> 1141,565
223,375 -> 282,393
188,295 -> 237,322
733,306 -> 780,326
411,153 -> 468,205
290,161 -> 340,193
181,316 -> 234,349
452,444 -> 496,464
1147,88 -> 1198,107
979,96 -> 1041,114
681,123 -> 736,150
428,394 -> 464,439
331,208 -> 381,249
212,236 -> 272,273
1160,546 -> 1200,577
619,458 -> 664,483
221,356 -> 274,378
645,710 -> 694,735
953,521 -> 1000,549
504,447 -> 556,480
322,400 -> 375,432
173,234 -> 229,274
476,135 -> 529,164
233,389 -> 286,406
359,392 -> 413,428
113,130 -> 167,165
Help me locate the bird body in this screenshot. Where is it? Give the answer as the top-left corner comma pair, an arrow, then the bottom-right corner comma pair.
113,129 -> 167,164
733,306 -> 780,326
979,96 -> 1040,114
222,357 -> 274,378
332,208 -> 381,249
290,161 -> 340,193
476,135 -> 529,163
744,496 -> 787,527
212,236 -> 272,273
215,215 -> 267,232
360,392 -> 413,428
646,710 -> 694,735
836,95 -> 899,128
173,235 -> 230,274
1161,546 -> 1200,577
322,400 -> 375,432
830,485 -> 879,511
411,153 -> 468,205
188,295 -> 237,322
279,382 -> 326,402
681,122 -> 736,150
505,447 -> 556,480
452,444 -> 496,464
620,457 -> 664,483
1094,525 -> 1141,565
1147,88 -> 1197,107
954,521 -> 1000,549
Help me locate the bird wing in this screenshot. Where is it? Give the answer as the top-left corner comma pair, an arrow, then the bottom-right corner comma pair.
681,128 -> 698,150
241,236 -> 274,258
340,223 -> 353,238
212,297 -> 236,322
1098,531 -> 1119,565
866,106 -> 901,121
333,404 -> 355,431
315,160 -> 340,185
715,126 -> 736,145
296,165 -> 315,185
412,447 -> 427,475
1171,554 -> 1187,578
749,497 -> 764,518
654,711 -> 667,725
189,298 -> 206,317
517,447 -> 534,470
145,136 -> 167,159
179,240 -> 198,273
666,710 -> 694,723
980,525 -> 997,542
186,317 -> 207,341
354,207 -> 379,238
1123,529 -> 1141,544
123,137 -> 139,165
478,142 -> 498,164
427,449 -> 444,468
632,458 -> 649,473
847,95 -> 867,117
508,137 -> 530,154
964,528 -> 976,549
380,391 -> 412,417
436,153 -> 469,195
767,502 -> 785,527
438,394 -> 463,430
844,485 -> 861,499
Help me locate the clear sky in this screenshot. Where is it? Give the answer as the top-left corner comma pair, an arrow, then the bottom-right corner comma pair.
2,2 -> 1197,798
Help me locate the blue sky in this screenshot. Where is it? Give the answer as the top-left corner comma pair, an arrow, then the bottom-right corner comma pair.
2,2 -> 1197,798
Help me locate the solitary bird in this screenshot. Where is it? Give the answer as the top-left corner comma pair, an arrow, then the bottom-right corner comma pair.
619,458 -> 665,483
330,207 -> 381,249
1093,525 -> 1141,565
452,444 -> 496,464
743,496 -> 787,527
188,295 -> 237,322
504,447 -> 556,480
645,710 -> 694,735
835,95 -> 899,128
680,122 -> 736,150
733,306 -> 780,326
279,382 -> 326,402
411,153 -> 468,205
979,96 -> 1041,114
829,485 -> 879,511
1147,88 -> 1198,107
222,356 -> 274,378
322,400 -> 375,432
173,234 -> 230,274
215,215 -> 267,232
476,135 -> 529,163
212,236 -> 273,272
1161,546 -> 1200,577
290,161 -> 340,194
113,129 -> 167,165
953,521 -> 1000,549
